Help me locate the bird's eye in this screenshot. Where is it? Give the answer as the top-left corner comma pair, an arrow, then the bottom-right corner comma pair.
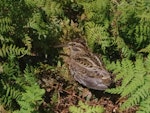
68,43 -> 76,46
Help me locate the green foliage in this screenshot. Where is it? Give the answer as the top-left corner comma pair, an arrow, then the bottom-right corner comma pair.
78,0 -> 111,53
0,0 -> 63,60
77,0 -> 150,59
78,0 -> 109,24
1,0 -> 150,112
106,54 -> 150,112
0,55 -> 45,112
139,44 -> 150,53
111,0 -> 150,56
85,22 -> 111,53
0,55 -> 21,108
0,0 -> 64,112
74,1 -> 150,112
69,101 -> 104,113
137,95 -> 150,113
0,17 -> 13,34
13,66 -> 45,113
0,44 -> 29,58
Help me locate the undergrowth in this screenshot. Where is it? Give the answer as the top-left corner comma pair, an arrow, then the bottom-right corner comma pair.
0,55 -> 45,113
78,0 -> 150,112
0,0 -> 150,112
106,55 -> 150,112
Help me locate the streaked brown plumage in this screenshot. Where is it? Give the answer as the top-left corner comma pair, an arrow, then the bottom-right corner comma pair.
60,39 -> 111,90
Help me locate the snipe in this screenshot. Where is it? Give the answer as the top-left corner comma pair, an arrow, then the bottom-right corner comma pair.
58,39 -> 112,90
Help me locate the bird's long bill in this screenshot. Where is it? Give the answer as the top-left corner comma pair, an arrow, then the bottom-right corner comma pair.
53,44 -> 67,48
59,53 -> 70,57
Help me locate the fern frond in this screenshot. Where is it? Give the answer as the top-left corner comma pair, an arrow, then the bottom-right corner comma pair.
1,80 -> 21,107
69,101 -> 104,113
0,44 -> 28,58
24,0 -> 45,7
22,35 -> 32,52
42,0 -> 63,16
121,76 -> 143,97
120,59 -> 145,96
0,60 -> 21,108
106,54 -> 150,112
79,0 -> 109,24
145,55 -> 150,71
135,22 -> 150,47
115,37 -> 135,58
106,87 -> 123,95
137,95 -> 150,113
27,12 -> 48,36
0,57 -> 44,112
121,81 -> 150,110
77,0 -> 111,55
0,17 -> 13,34
0,35 -> 14,44
85,22 -> 111,52
139,44 -> 150,53
25,0 -> 62,16
15,66 -> 45,113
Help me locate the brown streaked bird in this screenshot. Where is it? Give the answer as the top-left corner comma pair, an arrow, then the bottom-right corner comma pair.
58,39 -> 112,90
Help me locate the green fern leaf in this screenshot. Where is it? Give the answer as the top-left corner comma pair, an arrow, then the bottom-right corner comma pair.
69,101 -> 104,113
0,44 -> 28,58
139,44 -> 150,53
106,54 -> 150,112
137,96 -> 150,113
0,17 -> 13,34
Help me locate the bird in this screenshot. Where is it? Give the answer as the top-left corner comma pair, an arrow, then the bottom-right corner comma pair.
58,39 -> 112,90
